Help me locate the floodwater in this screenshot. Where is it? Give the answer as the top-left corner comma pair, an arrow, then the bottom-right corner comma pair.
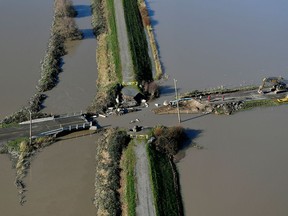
0,0 -> 98,214
147,0 -> 288,215
0,0 -> 53,119
0,134 -> 97,216
178,106 -> 288,216
43,0 -> 97,114
1,0 -> 288,215
148,0 -> 288,92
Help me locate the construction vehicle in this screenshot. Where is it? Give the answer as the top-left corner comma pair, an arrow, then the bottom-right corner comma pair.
277,95 -> 288,103
258,77 -> 287,94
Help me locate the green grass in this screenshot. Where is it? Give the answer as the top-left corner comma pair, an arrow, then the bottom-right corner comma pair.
107,0 -> 122,81
0,137 -> 29,154
147,145 -> 183,216
122,141 -> 137,216
0,122 -> 19,129
240,99 -> 279,111
182,85 -> 259,98
123,0 -> 152,83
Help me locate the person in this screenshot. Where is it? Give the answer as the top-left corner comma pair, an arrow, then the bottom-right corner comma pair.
208,95 -> 211,102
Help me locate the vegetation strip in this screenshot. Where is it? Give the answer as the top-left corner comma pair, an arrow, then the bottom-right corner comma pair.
38,0 -> 82,92
123,0 -> 153,83
182,85 -> 259,98
89,0 -> 122,113
147,145 -> 183,216
0,136 -> 55,205
147,126 -> 186,216
120,140 -> 137,216
1,0 -> 81,125
138,0 -> 163,79
107,0 -> 122,80
94,129 -> 130,215
239,99 -> 280,111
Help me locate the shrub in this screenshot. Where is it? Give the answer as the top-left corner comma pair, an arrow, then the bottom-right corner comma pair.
152,126 -> 187,157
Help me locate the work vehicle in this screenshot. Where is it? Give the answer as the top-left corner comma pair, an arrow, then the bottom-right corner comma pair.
258,77 -> 287,94
277,95 -> 288,103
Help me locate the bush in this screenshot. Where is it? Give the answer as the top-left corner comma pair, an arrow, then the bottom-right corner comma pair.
152,126 -> 187,157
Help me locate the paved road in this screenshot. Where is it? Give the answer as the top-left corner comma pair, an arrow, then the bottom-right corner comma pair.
135,140 -> 156,216
0,116 -> 89,145
114,0 -> 134,83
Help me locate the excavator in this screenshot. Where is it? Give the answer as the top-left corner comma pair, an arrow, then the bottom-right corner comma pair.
258,77 -> 287,94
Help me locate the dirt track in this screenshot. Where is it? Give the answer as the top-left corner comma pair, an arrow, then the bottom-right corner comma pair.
114,0 -> 134,83
135,140 -> 156,216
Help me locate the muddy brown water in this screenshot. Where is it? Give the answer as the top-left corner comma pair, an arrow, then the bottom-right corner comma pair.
148,0 -> 288,92
0,0 -> 53,119
147,0 -> 288,215
43,0 -> 97,114
0,134 -> 98,216
0,0 -> 98,214
1,0 -> 288,215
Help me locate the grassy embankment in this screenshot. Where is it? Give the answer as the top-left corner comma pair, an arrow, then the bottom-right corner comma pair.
182,85 -> 259,98
147,126 -> 185,216
147,146 -> 183,216
240,99 -> 281,111
38,0 -> 82,92
120,140 -> 137,216
138,0 -> 163,80
0,0 -> 81,126
123,0 -> 153,83
94,129 -> 130,215
89,0 -> 122,113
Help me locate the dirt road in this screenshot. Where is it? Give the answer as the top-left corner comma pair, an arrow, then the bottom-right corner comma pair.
135,140 -> 156,216
114,0 -> 134,83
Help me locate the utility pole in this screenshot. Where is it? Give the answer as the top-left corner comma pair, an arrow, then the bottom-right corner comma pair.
29,110 -> 32,145
174,79 -> 181,123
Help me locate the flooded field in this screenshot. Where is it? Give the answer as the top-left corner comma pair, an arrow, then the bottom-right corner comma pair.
0,0 -> 98,214
147,0 -> 288,215
0,135 -> 97,216
148,0 -> 288,91
43,0 -> 97,114
1,0 -> 288,215
0,0 -> 53,119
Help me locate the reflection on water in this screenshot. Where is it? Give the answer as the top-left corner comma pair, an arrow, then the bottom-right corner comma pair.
81,29 -> 95,39
74,5 -> 92,18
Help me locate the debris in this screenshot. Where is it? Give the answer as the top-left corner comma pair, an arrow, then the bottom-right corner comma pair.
98,114 -> 107,118
89,126 -> 98,130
